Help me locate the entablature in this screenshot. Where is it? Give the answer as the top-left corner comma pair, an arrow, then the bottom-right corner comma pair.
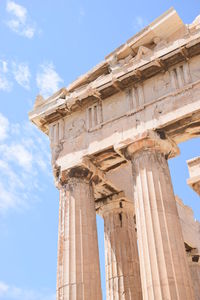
29,9 -> 200,184
29,9 -> 200,134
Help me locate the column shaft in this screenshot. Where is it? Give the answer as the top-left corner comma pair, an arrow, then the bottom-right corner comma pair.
56,177 -> 102,300
131,150 -> 195,300
100,200 -> 142,300
189,261 -> 200,300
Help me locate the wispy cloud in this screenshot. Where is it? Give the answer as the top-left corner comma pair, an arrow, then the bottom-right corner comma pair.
0,60 -> 12,92
0,76 -> 12,92
133,16 -> 148,31
0,59 -> 63,94
6,1 -> 26,23
0,60 -> 8,73
0,281 -> 56,300
12,62 -> 31,89
2,144 -> 33,171
36,62 -> 63,98
0,113 -> 51,214
0,113 -> 9,141
0,282 -> 9,296
0,59 -> 32,92
6,1 -> 36,39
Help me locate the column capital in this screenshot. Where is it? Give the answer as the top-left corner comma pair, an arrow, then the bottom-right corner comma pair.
57,166 -> 93,188
124,130 -> 179,160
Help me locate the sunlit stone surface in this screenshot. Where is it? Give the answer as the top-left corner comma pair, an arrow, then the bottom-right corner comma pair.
97,198 -> 142,299
187,157 -> 200,196
29,7 -> 200,300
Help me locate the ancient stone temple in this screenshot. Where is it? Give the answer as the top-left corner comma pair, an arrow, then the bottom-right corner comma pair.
29,8 -> 200,300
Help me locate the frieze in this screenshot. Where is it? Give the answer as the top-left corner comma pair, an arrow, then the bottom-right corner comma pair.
50,56 -> 198,139
66,118 -> 86,138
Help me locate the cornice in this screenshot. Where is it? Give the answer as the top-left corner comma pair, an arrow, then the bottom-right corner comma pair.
29,9 -> 200,134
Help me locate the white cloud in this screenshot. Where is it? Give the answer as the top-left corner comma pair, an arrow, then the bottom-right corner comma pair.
0,182 -> 18,211
0,60 -> 8,73
0,281 -> 55,300
133,16 -> 148,30
0,281 -> 9,296
6,1 -> 36,39
0,113 -> 9,141
36,62 -> 63,98
0,113 -> 51,214
0,61 -> 12,91
0,76 -> 12,92
23,26 -> 35,39
0,59 -> 32,91
0,160 -> 24,189
6,1 -> 27,23
12,62 -> 31,89
2,144 -> 33,171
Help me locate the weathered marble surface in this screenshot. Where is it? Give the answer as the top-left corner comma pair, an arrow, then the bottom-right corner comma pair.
125,133 -> 195,300
187,157 -> 200,195
97,199 -> 142,300
57,175 -> 102,300
28,8 -> 200,300
176,196 -> 200,300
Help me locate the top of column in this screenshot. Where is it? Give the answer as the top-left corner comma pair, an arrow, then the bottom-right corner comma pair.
125,130 -> 179,159
56,165 -> 93,189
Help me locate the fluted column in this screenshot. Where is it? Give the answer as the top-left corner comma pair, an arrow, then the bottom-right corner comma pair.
56,167 -> 102,300
188,255 -> 200,300
98,198 -> 142,300
125,131 -> 195,300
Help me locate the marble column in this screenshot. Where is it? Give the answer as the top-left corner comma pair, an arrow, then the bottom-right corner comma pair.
125,131 -> 195,300
56,167 -> 102,300
188,256 -> 200,300
98,199 -> 142,300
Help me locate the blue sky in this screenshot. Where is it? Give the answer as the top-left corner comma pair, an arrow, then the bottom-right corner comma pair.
0,1 -> 199,299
